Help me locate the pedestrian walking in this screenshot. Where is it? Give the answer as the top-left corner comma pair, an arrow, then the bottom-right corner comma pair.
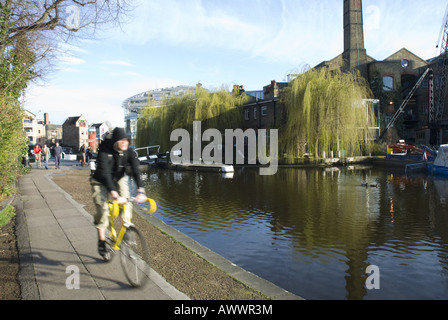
80,144 -> 86,166
53,142 -> 63,169
33,144 -> 42,168
43,144 -> 51,170
86,146 -> 92,164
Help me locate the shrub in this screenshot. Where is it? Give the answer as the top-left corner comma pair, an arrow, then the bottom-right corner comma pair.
0,205 -> 16,227
0,95 -> 28,200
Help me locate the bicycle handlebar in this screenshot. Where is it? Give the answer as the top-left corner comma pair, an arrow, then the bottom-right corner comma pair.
108,197 -> 157,215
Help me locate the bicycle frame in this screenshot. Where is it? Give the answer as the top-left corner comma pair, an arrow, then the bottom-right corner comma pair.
107,198 -> 157,250
107,201 -> 128,250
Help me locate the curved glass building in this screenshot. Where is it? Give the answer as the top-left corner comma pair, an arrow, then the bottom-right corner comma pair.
122,85 -> 195,145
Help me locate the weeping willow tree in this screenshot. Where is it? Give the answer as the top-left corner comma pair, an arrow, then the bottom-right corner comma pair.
279,67 -> 376,162
136,85 -> 249,152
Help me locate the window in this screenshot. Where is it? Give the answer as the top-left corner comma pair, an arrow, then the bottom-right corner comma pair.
401,59 -> 409,68
385,114 -> 393,126
254,107 -> 257,120
383,76 -> 393,91
261,106 -> 267,116
244,109 -> 250,120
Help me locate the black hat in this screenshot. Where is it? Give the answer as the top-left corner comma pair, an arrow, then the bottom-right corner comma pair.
111,127 -> 130,143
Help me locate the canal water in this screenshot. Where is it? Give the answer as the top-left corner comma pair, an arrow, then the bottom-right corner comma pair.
142,165 -> 448,300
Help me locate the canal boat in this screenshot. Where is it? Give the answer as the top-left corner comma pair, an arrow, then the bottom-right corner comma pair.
134,145 -> 161,166
427,144 -> 448,176
374,140 -> 436,171
135,145 -> 235,173
404,145 -> 436,173
387,140 -> 435,162
171,162 -> 234,173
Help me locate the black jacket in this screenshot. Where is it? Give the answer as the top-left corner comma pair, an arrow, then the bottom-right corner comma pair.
93,128 -> 144,192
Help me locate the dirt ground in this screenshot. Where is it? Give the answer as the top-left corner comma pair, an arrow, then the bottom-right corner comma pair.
2,168 -> 269,300
0,216 -> 21,300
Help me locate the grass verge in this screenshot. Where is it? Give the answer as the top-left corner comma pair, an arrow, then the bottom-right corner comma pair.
0,205 -> 16,227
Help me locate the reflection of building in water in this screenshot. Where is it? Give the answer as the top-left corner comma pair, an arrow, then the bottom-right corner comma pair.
433,179 -> 448,204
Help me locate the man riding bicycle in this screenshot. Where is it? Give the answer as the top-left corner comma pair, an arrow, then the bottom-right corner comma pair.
90,127 -> 147,258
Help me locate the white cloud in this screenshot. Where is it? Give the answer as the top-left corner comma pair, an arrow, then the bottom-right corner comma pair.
364,0 -> 446,60
101,60 -> 133,67
251,1 -> 343,66
59,56 -> 85,65
109,0 -> 347,67
108,71 -> 140,77
24,75 -> 183,128
57,43 -> 89,55
114,0 -> 270,54
25,84 -> 125,128
59,67 -> 81,73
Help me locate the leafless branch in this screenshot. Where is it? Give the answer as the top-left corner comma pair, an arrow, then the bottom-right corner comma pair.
0,0 -> 137,92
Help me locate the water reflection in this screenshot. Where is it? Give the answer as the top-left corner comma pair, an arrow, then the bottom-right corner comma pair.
144,166 -> 448,299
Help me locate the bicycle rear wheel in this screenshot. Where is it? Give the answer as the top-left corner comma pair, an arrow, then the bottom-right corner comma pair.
120,226 -> 150,288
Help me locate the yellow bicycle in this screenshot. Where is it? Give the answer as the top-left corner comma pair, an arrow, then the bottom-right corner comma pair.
104,197 -> 157,288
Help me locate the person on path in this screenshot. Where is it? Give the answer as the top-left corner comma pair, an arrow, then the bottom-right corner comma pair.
90,127 -> 147,258
43,144 -> 51,170
80,144 -> 86,167
86,146 -> 92,164
53,142 -> 63,169
33,144 -> 42,168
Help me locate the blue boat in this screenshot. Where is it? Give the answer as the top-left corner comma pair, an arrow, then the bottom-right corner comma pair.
427,145 -> 448,176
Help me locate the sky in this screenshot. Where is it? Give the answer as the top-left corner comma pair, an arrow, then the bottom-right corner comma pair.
23,0 -> 448,128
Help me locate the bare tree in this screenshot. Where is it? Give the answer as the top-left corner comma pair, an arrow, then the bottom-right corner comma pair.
0,0 -> 136,95
2,0 -> 134,41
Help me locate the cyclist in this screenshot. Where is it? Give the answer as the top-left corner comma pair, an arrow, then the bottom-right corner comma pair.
90,127 -> 147,258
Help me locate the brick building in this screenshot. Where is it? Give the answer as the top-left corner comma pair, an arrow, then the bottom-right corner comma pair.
89,122 -> 110,152
62,115 -> 89,151
315,0 -> 448,145
23,111 -> 62,146
243,81 -> 288,131
243,0 -> 448,146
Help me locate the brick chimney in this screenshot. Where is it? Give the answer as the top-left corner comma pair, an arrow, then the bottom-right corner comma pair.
342,0 -> 368,79
44,113 -> 49,125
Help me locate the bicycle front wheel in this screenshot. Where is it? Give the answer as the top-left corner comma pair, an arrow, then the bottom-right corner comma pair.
119,226 -> 150,288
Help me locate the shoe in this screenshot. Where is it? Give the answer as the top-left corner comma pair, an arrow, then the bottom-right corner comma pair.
98,240 -> 110,261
